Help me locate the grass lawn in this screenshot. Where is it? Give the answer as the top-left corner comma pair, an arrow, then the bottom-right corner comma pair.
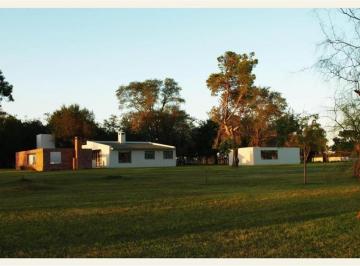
0,163 -> 360,258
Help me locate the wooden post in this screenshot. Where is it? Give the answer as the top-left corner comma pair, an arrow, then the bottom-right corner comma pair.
303,159 -> 307,185
303,145 -> 307,185
73,136 -> 79,170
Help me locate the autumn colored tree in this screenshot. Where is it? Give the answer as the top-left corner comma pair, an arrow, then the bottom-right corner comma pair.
243,87 -> 288,146
207,51 -> 258,166
0,70 -> 14,115
47,104 -> 97,147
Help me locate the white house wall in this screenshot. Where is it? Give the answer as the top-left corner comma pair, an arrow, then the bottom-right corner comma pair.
229,147 -> 254,165
253,147 -> 300,165
229,147 -> 300,166
82,141 -> 111,167
109,150 -> 176,168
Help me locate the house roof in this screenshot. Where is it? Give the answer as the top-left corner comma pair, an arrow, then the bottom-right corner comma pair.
89,141 -> 175,151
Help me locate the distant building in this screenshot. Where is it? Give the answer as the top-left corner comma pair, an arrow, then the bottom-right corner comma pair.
228,147 -> 300,166
312,156 -> 351,163
82,131 -> 176,168
16,135 -> 92,171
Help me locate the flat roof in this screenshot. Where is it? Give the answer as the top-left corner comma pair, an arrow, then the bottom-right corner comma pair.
88,141 -> 175,151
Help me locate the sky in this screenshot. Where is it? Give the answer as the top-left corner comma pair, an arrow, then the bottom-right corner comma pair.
0,8 -> 336,126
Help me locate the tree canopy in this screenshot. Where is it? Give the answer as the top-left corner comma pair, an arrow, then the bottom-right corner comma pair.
207,51 -> 301,166
46,104 -> 98,147
207,51 -> 258,166
0,70 -> 14,114
296,114 -> 327,184
115,78 -> 193,156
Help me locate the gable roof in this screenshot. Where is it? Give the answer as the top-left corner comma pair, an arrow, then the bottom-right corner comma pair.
89,141 -> 175,151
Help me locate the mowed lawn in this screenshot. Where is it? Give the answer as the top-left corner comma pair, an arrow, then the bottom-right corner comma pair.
0,163 -> 360,258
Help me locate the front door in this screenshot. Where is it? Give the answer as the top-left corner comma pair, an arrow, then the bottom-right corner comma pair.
92,150 -> 102,167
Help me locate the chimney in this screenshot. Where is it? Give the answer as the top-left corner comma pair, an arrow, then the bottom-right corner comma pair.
118,130 -> 126,143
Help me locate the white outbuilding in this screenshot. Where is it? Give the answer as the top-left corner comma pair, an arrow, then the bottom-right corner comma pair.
82,131 -> 177,168
228,147 -> 300,166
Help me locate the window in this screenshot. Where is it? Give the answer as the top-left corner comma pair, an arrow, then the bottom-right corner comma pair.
261,150 -> 278,160
163,150 -> 173,159
118,151 -> 131,163
145,150 -> 155,160
28,154 -> 36,165
50,152 -> 62,164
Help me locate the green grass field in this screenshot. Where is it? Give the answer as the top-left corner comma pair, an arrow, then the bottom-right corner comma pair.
0,163 -> 360,258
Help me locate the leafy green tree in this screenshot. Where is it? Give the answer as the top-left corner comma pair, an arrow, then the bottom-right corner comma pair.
207,51 -> 258,167
331,131 -> 355,153
0,70 -> 14,114
189,119 -> 219,164
297,114 -> 327,184
116,78 -> 193,157
116,78 -> 184,113
103,115 -> 122,134
271,110 -> 301,146
46,104 -> 97,147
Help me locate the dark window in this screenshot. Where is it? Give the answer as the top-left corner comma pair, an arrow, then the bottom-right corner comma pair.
261,150 -> 278,160
118,151 -> 131,163
163,150 -> 173,159
145,150 -> 155,160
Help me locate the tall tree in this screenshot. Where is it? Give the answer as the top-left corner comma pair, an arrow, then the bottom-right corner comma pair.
0,70 -> 14,115
116,78 -> 193,156
317,9 -> 360,177
46,104 -> 97,147
207,51 -> 258,166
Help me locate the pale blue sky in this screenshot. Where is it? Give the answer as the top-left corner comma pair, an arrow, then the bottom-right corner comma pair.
0,9 -> 334,124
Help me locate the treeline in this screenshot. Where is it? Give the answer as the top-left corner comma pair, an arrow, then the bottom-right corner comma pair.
0,108 -> 219,168
0,52 -> 330,169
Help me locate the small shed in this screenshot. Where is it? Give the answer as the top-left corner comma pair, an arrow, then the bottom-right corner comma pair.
228,147 -> 300,166
16,134 -> 92,171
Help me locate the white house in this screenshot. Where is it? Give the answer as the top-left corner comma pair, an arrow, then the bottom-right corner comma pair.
228,147 -> 300,166
82,131 -> 177,168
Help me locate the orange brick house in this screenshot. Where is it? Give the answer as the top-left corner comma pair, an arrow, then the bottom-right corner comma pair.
16,134 -> 92,171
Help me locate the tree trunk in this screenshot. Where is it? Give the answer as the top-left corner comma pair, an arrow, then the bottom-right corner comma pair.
353,143 -> 360,178
303,159 -> 307,185
232,147 -> 239,167
303,146 -> 308,185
